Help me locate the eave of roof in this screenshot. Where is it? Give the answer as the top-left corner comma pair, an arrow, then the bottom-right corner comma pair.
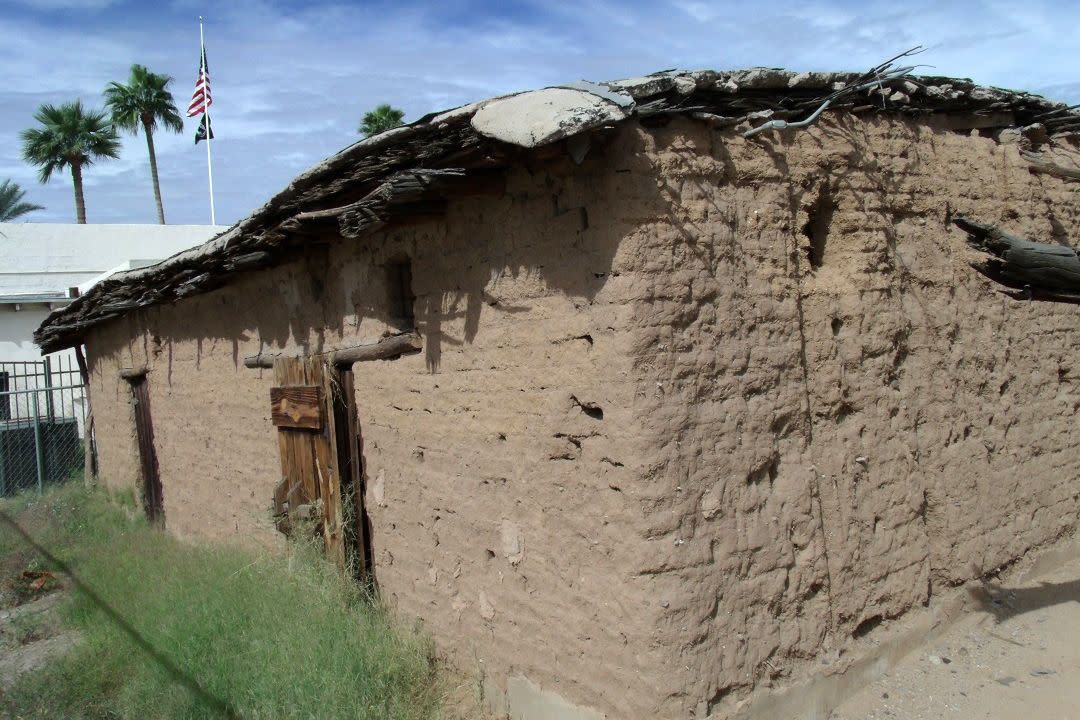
34,66 -> 1080,353
0,293 -> 70,306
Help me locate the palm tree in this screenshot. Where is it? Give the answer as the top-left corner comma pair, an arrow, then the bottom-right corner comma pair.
105,64 -> 184,224
358,104 -> 405,137
20,100 -> 120,224
0,179 -> 43,222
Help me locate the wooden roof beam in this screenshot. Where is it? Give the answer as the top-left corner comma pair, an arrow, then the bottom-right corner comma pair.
243,332 -> 422,369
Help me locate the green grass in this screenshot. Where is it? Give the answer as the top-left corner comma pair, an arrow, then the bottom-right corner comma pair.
0,483 -> 446,719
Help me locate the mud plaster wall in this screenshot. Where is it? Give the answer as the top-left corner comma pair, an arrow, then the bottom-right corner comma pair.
82,116 -> 1080,719
83,131 -> 675,717
627,115 -> 1080,718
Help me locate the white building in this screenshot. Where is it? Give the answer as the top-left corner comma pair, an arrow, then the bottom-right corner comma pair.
1,223 -> 226,361
0,224 -> 225,425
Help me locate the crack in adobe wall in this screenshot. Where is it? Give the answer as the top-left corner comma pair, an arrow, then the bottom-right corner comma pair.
791,177 -> 837,641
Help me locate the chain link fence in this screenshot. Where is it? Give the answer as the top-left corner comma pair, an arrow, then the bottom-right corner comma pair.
0,356 -> 87,496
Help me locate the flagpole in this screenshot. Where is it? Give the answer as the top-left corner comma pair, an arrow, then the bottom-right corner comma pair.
199,16 -> 216,225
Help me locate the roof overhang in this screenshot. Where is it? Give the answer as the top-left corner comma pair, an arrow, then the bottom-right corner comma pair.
34,66 -> 1080,353
0,293 -> 71,306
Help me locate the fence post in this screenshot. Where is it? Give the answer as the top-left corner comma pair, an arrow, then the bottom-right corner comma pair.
0,370 -> 9,421
0,419 -> 6,496
44,356 -> 55,422
32,390 -> 45,495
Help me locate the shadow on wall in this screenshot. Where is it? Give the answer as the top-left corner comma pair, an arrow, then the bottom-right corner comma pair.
401,132 -> 671,372
653,112 -> 995,442
105,124 -> 671,376
414,280 -> 532,373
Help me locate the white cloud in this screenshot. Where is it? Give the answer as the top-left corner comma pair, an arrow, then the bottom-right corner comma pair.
8,0 -> 120,9
2,0 -> 1078,226
670,1 -> 717,22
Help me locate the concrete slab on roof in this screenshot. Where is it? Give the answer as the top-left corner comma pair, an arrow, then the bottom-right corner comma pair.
605,72 -> 680,98
470,87 -> 632,148
556,81 -> 636,109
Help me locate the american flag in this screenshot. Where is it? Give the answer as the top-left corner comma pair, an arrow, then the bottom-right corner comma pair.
187,48 -> 211,117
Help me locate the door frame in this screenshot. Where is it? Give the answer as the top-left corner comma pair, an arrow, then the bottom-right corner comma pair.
252,332 -> 421,582
124,371 -> 163,524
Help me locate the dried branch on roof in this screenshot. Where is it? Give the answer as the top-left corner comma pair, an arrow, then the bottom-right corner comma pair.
743,47 -> 925,138
282,169 -> 466,238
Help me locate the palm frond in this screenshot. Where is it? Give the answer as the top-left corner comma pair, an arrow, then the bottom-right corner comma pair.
359,104 -> 406,137
21,99 -> 120,184
0,179 -> 44,222
104,63 -> 184,136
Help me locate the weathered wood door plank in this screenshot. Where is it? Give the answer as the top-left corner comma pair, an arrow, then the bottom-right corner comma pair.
269,386 -> 323,429
270,356 -> 346,570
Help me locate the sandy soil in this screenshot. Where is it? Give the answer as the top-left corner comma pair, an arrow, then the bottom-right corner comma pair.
831,556 -> 1080,720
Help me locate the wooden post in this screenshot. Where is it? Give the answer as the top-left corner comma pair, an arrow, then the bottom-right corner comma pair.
73,345 -> 96,487
31,391 -> 44,495
331,366 -> 370,581
43,356 -> 54,422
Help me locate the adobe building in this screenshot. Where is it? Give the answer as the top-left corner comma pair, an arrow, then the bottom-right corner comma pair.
35,66 -> 1080,719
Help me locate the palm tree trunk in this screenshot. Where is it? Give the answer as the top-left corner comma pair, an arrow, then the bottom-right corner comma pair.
71,162 -> 86,224
143,115 -> 165,224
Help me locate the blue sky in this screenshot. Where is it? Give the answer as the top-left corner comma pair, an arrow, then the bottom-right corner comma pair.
2,0 -> 1078,226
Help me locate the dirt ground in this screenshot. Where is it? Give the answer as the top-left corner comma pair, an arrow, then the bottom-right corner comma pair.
830,555 -> 1080,720
0,590 -> 75,691
0,563 -> 1077,720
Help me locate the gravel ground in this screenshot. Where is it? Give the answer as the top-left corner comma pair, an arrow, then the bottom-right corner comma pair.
830,555 -> 1080,720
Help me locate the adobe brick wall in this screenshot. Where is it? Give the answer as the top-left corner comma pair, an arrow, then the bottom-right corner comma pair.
83,127 -> 671,716
83,115 -> 1080,718
624,115 -> 1080,717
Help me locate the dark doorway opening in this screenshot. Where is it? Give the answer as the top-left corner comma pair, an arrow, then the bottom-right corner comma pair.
127,374 -> 163,523
385,258 -> 415,330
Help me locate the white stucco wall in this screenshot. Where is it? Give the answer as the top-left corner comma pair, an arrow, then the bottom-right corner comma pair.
0,223 -> 226,364
0,307 -> 55,363
0,223 -> 227,296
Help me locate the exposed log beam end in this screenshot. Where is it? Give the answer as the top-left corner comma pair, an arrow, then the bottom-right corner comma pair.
331,332 -> 422,366
955,216 -> 1080,303
243,332 -> 423,369
1020,150 -> 1080,182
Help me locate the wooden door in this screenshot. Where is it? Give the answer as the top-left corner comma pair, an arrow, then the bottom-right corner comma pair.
271,356 -> 368,574
129,376 -> 163,523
